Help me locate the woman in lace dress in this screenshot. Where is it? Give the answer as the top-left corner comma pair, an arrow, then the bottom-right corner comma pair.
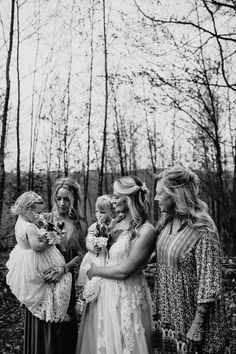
152,166 -> 230,354
78,175 -> 156,354
24,177 -> 87,354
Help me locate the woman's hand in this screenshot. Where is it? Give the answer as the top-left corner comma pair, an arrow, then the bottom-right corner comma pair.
43,266 -> 65,282
87,263 -> 96,280
187,303 -> 207,348
186,319 -> 204,349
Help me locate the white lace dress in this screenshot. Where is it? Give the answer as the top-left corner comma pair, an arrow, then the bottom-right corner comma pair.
77,225 -> 153,354
6,215 -> 72,322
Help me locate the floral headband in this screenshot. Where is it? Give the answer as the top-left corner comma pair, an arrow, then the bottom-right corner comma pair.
29,196 -> 44,206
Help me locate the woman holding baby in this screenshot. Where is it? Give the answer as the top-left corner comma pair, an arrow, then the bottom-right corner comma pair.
77,175 -> 156,354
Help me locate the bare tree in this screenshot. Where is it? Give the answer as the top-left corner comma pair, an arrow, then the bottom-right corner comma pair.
84,0 -> 95,220
110,78 -> 126,176
0,0 -> 15,229
15,0 -> 21,195
98,0 -> 109,196
134,0 -> 236,91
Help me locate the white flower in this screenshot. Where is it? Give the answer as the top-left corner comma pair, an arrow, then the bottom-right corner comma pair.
93,237 -> 108,248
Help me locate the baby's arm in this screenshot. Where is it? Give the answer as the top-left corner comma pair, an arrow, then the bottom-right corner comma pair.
26,225 -> 50,252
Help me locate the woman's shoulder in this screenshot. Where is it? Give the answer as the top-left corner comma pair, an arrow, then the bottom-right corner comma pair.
196,225 -> 219,242
139,221 -> 156,238
141,220 -> 155,231
77,219 -> 88,235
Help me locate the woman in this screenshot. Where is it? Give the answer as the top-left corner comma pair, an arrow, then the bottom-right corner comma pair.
24,177 -> 87,354
153,166 -> 229,354
78,175 -> 156,354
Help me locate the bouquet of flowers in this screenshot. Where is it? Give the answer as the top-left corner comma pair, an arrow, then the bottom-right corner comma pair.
34,214 -> 65,245
93,217 -> 112,254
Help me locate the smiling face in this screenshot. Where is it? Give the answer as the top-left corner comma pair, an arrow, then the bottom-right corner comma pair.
56,187 -> 72,215
155,181 -> 175,215
113,184 -> 129,215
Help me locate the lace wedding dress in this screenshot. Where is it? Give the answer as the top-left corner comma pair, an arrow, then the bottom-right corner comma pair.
96,227 -> 153,354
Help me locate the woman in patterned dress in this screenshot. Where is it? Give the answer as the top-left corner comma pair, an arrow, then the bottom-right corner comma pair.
153,166 -> 230,354
80,175 -> 156,354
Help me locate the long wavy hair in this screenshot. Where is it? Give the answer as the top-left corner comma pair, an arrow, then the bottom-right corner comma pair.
52,177 -> 84,225
155,166 -> 216,234
113,175 -> 150,239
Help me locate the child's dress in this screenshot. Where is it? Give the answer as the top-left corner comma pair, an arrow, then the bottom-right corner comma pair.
6,215 -> 72,322
78,222 -> 107,303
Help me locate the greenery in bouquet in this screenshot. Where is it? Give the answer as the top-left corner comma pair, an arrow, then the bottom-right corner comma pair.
33,213 -> 65,245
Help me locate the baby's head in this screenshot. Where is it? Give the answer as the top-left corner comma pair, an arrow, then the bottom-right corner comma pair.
11,191 -> 44,217
95,195 -> 115,225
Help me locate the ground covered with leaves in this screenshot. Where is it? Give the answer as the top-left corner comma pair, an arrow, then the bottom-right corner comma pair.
1,252 -> 236,354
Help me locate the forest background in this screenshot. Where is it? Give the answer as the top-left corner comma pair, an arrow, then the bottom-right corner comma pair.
0,1 -> 236,352
0,0 -> 236,254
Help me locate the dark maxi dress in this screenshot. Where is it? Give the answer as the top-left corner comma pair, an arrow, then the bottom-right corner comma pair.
23,214 -> 87,354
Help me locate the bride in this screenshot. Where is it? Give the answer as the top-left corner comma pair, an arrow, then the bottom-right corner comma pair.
77,175 -> 156,354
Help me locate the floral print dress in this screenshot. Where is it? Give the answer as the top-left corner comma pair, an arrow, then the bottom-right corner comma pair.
153,222 -> 230,354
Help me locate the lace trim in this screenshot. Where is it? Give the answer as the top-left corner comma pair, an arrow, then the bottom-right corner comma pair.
31,273 -> 72,322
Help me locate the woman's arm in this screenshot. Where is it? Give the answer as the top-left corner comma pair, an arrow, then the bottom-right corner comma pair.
187,229 -> 222,343
27,225 -> 49,252
88,224 -> 156,280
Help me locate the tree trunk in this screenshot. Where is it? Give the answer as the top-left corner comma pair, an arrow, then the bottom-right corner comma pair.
98,0 -> 108,196
0,0 -> 15,230
16,0 -> 21,195
231,153 -> 236,255
84,0 -> 95,220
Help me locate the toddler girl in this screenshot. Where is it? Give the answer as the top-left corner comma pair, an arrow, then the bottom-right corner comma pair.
77,195 -> 115,303
6,191 -> 72,322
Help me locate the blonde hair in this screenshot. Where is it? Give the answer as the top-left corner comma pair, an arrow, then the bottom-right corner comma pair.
11,191 -> 43,216
156,166 -> 216,232
96,195 -> 115,214
114,175 -> 150,235
52,177 -> 84,223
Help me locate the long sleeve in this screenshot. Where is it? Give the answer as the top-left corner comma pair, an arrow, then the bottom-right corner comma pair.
194,229 -> 223,304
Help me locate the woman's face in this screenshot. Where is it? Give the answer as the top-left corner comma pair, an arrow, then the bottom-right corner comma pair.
155,182 -> 175,214
113,183 -> 129,214
56,187 -> 71,215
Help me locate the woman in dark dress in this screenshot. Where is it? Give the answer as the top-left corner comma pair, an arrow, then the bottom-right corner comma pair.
24,177 -> 87,354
